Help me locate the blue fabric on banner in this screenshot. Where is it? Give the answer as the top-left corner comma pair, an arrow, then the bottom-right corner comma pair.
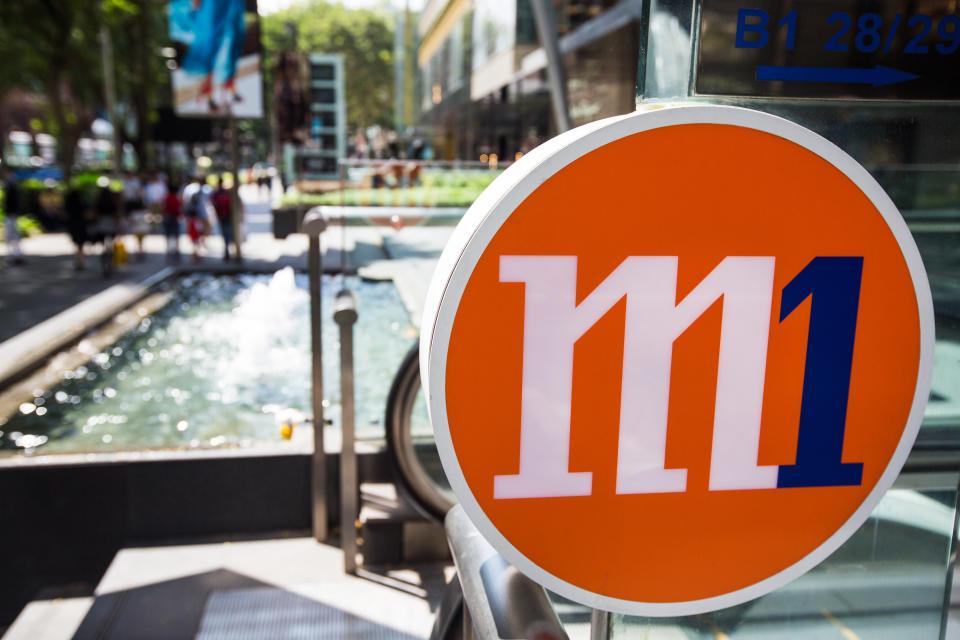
169,0 -> 246,82
168,0 -> 197,46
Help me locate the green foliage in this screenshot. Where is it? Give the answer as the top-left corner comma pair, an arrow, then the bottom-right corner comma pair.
421,170 -> 501,190
0,212 -> 43,239
70,172 -> 107,192
262,0 -> 395,131
281,170 -> 500,208
0,0 -> 170,175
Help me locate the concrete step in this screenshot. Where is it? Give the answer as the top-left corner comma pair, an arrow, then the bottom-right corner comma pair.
358,483 -> 450,566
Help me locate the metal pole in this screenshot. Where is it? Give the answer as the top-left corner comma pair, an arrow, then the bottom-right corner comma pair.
99,18 -> 122,271
590,609 -> 609,640
305,210 -> 328,541
529,0 -> 572,133
229,115 -> 244,261
334,289 -> 359,573
296,159 -> 304,233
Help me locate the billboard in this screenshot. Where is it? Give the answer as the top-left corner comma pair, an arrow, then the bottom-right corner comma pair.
167,0 -> 264,118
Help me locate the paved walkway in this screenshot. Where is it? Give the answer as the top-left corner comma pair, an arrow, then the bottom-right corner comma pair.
0,233 -> 173,345
0,190 -> 457,348
0,191 -> 293,343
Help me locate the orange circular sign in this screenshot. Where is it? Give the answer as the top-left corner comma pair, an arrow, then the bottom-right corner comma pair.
421,106 -> 934,615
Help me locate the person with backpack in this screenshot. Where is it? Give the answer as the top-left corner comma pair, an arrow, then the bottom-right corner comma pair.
181,176 -> 210,263
210,176 -> 234,261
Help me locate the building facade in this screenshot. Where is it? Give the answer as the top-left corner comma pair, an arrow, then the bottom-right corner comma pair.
415,0 -> 642,160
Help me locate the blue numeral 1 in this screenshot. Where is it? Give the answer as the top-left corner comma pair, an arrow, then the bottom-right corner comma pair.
777,257 -> 864,489
778,10 -> 797,51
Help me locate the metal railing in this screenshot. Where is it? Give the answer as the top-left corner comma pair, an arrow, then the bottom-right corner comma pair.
304,207 -> 362,567
304,209 -> 329,541
385,343 -> 455,522
436,505 -> 570,640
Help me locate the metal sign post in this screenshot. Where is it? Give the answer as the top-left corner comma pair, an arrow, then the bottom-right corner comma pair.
304,210 -> 328,541
334,290 -> 359,572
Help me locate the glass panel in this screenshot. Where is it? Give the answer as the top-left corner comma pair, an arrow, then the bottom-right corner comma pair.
695,0 -> 960,100
300,155 -> 337,174
472,0 -> 517,70
611,473 -> 959,639
642,0 -> 696,99
310,63 -> 335,81
310,87 -> 336,104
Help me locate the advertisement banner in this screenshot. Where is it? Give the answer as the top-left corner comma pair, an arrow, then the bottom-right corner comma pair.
167,0 -> 264,118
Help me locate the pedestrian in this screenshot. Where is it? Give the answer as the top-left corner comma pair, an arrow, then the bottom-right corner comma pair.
181,176 -> 208,263
210,176 -> 234,261
92,179 -> 119,277
162,182 -> 183,263
144,172 -> 168,226
63,185 -> 89,271
122,171 -> 143,216
2,168 -> 25,265
129,204 -> 150,260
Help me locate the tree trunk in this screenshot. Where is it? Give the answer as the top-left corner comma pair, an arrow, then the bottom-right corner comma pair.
48,67 -> 79,183
129,1 -> 153,172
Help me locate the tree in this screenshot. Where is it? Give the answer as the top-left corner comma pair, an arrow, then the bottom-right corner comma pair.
108,0 -> 171,172
261,0 -> 395,133
0,0 -> 106,180
0,0 -> 170,178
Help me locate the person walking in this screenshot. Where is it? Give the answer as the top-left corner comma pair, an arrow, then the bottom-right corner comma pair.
181,176 -> 209,263
93,181 -> 119,277
144,172 -> 168,224
210,176 -> 234,261
162,183 -> 183,263
64,185 -> 90,271
121,171 -> 143,216
3,168 -> 25,265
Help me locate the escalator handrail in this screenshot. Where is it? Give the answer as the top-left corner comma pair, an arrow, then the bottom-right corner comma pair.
445,505 -> 570,640
385,341 -> 456,521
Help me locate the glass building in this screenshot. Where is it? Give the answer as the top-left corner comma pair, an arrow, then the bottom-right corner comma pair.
416,0 -> 642,160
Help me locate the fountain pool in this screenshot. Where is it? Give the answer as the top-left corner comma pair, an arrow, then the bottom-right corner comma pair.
0,268 -> 416,455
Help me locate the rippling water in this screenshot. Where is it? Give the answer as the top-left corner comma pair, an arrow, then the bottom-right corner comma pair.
0,269 -> 415,454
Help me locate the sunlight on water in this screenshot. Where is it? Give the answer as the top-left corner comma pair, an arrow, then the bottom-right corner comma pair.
0,269 -> 415,454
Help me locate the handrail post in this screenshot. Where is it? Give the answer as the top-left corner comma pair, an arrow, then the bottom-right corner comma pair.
334,289 -> 359,573
590,609 -> 609,640
304,210 -> 328,541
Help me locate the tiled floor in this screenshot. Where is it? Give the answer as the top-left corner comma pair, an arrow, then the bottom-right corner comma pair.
5,537 -> 444,640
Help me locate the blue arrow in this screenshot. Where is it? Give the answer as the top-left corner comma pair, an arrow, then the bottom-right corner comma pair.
756,65 -> 919,87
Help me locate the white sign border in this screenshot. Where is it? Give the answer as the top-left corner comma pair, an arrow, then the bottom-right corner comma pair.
421,104 -> 936,617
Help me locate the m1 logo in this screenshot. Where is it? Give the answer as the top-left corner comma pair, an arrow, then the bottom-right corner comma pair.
422,106 -> 934,616
496,254 -> 864,500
